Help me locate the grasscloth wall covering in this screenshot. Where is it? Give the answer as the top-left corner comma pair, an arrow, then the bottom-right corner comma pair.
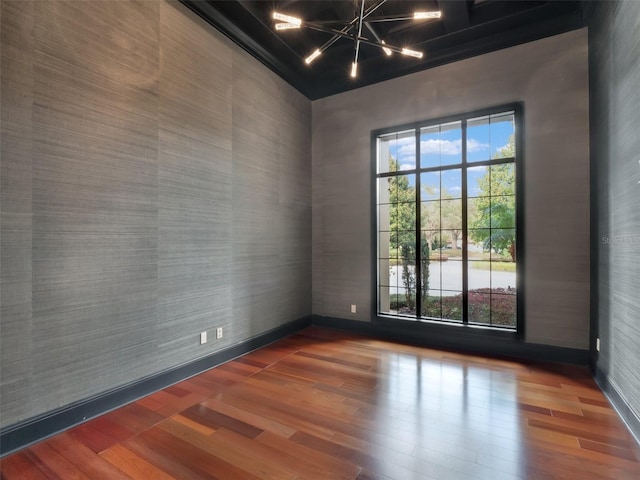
312,29 -> 590,349
590,0 -> 640,429
0,0 -> 311,429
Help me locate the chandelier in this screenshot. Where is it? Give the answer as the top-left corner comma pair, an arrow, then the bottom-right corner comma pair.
272,1 -> 441,78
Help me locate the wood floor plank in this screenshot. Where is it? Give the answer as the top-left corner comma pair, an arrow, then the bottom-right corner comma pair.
44,433 -> 131,480
199,397 -> 297,438
214,428 -> 357,480
579,438 -> 640,462
121,432 -> 217,480
171,413 -> 216,436
27,442 -> 92,480
157,419 -> 296,480
3,327 -> 640,480
0,452 -> 50,480
256,430 -> 362,479
181,404 -> 264,439
99,444 -> 175,480
525,442 -> 640,479
525,410 -> 635,444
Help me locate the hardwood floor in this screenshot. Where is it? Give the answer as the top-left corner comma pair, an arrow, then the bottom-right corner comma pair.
2,326 -> 640,479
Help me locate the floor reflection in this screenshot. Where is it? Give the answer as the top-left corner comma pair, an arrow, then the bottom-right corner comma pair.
373,351 -> 524,478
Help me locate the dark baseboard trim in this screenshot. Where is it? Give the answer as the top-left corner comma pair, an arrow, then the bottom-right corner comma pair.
593,365 -> 640,446
312,315 -> 589,365
0,315 -> 312,457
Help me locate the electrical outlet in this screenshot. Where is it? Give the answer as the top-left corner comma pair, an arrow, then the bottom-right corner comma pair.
351,304 -> 357,314
216,327 -> 223,339
200,331 -> 207,344
596,337 -> 600,352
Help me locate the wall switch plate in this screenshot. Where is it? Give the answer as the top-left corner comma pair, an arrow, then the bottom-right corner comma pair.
216,327 -> 223,339
200,331 -> 207,344
596,337 -> 600,352
351,305 -> 357,314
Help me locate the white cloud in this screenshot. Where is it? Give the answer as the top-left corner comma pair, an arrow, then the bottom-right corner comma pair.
419,138 -> 490,156
468,165 -> 487,172
467,138 -> 490,152
449,186 -> 461,192
421,139 -> 460,155
398,142 -> 416,156
399,163 -> 415,171
388,134 -> 489,160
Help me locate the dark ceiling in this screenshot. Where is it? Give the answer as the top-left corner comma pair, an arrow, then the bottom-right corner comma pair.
180,1 -> 585,100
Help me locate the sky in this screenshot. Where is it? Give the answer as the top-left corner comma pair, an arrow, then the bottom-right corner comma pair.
380,113 -> 514,197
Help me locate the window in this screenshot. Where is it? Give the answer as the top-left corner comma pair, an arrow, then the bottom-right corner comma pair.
375,105 -> 521,331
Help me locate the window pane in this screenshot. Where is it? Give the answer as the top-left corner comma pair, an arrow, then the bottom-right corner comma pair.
389,262 -> 400,289
490,260 -> 516,294
394,230 -> 415,252
467,116 -> 490,163
379,231 -> 391,258
468,260 -> 490,290
490,195 -> 515,228
468,197 -> 489,229
378,130 -> 415,174
421,202 -> 441,231
441,291 -> 463,322
425,254 -> 441,290
380,261 -> 395,286
421,171 -> 440,200
490,294 -> 516,328
441,258 -> 462,291
422,290 -> 441,318
379,203 -> 391,232
490,113 -> 515,159
381,285 -> 401,314
430,233 -> 451,257
420,122 -> 462,168
468,229 -> 490,257
440,121 -> 462,166
441,199 -> 462,229
441,168 -> 462,198
438,229 -> 460,252
490,164 -> 515,196
388,174 -> 416,204
419,126 -> 440,168
378,177 -> 393,204
469,292 -> 491,325
489,229 -> 515,261
391,202 -> 416,230
467,165 -> 488,198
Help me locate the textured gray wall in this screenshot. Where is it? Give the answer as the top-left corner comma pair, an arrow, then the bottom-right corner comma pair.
0,0 -> 311,428
312,29 -> 590,349
590,1 -> 640,425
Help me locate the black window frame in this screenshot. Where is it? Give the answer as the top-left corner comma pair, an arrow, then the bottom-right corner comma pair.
371,103 -> 524,336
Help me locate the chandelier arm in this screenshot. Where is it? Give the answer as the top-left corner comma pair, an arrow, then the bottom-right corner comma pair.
364,22 -> 382,42
362,0 -> 388,21
316,0 -> 387,53
365,13 -> 442,23
303,23 -> 407,54
365,15 -> 414,22
353,0 -> 366,70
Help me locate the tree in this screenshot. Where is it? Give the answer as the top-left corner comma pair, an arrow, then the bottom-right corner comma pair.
419,234 -> 430,312
387,157 -> 429,311
469,135 -> 516,261
440,192 -> 462,248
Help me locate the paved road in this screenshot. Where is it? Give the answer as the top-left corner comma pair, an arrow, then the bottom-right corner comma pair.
386,262 -> 516,296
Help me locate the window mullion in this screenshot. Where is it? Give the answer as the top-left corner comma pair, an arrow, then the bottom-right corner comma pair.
461,120 -> 469,325
415,129 -> 422,319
